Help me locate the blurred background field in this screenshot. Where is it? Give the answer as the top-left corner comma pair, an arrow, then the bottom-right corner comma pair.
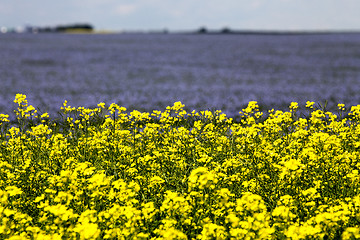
1,32 -> 360,118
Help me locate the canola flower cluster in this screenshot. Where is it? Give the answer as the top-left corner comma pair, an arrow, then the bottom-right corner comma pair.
1,94 -> 360,239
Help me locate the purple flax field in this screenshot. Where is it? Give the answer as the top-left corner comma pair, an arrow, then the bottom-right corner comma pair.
1,33 -> 360,118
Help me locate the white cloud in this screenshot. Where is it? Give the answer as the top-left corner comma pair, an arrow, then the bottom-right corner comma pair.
114,4 -> 137,15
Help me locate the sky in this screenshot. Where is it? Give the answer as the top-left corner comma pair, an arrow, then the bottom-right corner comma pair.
1,0 -> 360,32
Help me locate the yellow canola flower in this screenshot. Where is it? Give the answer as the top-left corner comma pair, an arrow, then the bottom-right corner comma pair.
188,167 -> 218,190
0,114 -> 9,122
97,102 -> 105,109
141,202 -> 158,220
285,223 -> 324,239
338,103 -> 346,111
43,204 -> 77,221
283,158 -> 302,171
160,191 -> 190,214
73,222 -> 100,240
236,192 -> 267,214
13,93 -> 28,106
28,124 -> 52,136
198,222 -> 227,239
272,206 -> 296,221
40,112 -> 49,118
171,101 -> 185,111
306,101 -> 315,108
342,227 -> 360,239
5,186 -> 23,197
3,95 -> 360,239
149,175 -> 165,188
289,102 -> 299,112
155,226 -> 187,240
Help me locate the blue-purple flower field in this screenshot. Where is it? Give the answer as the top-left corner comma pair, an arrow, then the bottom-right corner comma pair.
1,33 -> 360,117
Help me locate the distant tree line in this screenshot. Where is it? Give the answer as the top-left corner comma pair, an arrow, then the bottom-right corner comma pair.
55,24 -> 93,32
195,26 -> 343,35
26,23 -> 94,33
196,27 -> 233,34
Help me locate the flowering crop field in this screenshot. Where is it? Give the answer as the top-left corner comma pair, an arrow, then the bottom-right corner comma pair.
1,94 -> 360,239
2,33 -> 360,119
